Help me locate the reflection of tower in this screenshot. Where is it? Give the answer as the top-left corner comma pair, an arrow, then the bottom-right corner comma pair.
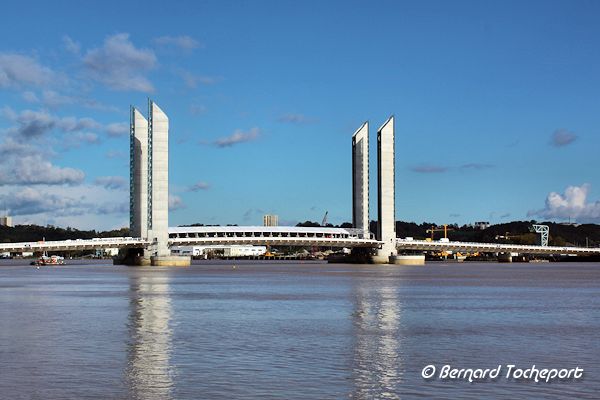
126,273 -> 174,399
375,116 -> 397,262
352,122 -> 369,237
130,100 -> 173,262
351,283 -> 402,399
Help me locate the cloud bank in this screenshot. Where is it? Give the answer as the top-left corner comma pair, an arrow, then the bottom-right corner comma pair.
83,33 -> 156,92
528,184 -> 600,222
214,127 -> 260,147
550,129 -> 577,147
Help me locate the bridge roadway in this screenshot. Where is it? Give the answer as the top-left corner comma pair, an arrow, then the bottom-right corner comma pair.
2,226 -> 600,256
0,227 -> 380,253
168,226 -> 380,248
0,237 -> 150,253
396,238 -> 600,256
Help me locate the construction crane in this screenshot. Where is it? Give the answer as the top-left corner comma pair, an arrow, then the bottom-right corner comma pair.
426,224 -> 454,241
321,211 -> 328,226
530,224 -> 549,246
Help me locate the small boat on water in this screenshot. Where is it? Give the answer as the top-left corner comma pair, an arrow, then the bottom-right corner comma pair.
31,254 -> 65,266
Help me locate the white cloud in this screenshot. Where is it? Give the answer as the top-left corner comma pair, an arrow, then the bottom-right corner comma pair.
0,137 -> 42,157
550,129 -> 577,147
168,194 -> 185,210
41,90 -> 75,108
277,113 -> 315,124
94,176 -> 128,190
106,122 -> 129,137
189,103 -> 207,116
0,53 -> 57,88
83,33 -> 156,92
0,184 -> 128,230
62,35 -> 81,54
154,35 -> 201,50
460,163 -> 495,170
21,90 -> 39,103
177,69 -> 219,88
213,127 -> 260,147
410,164 -> 448,173
105,149 -> 126,159
20,90 -> 119,112
188,181 -> 210,192
58,116 -> 101,132
62,132 -> 100,149
2,108 -> 101,140
6,108 -> 56,138
0,155 -> 84,186
528,184 -> 600,222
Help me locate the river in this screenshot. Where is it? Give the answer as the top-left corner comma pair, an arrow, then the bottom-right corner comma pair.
0,261 -> 598,399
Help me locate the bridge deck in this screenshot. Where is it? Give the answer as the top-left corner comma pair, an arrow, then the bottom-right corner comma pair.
0,237 -> 149,253
397,239 -> 600,255
2,229 -> 599,256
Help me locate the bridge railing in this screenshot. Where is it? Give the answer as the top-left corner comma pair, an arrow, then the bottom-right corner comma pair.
344,228 -> 373,240
395,238 -> 600,254
0,237 -> 148,252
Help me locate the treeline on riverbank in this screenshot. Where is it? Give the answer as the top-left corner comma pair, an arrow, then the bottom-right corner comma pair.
2,220 -> 599,248
0,225 -> 130,243
389,221 -> 600,247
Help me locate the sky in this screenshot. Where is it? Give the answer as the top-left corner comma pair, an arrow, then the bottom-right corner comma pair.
0,0 -> 599,230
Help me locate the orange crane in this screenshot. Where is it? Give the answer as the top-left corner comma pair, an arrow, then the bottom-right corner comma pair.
426,224 -> 454,240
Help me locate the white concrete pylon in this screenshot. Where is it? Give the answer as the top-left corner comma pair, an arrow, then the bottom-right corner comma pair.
130,107 -> 148,240
147,100 -> 170,257
352,121 -> 369,238
376,115 -> 397,262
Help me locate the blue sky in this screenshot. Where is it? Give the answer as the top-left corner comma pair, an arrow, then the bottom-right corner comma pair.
1,0 -> 599,230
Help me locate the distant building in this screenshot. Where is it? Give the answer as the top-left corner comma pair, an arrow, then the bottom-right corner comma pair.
0,216 -> 12,227
223,245 -> 267,257
95,248 -> 119,258
473,221 -> 490,230
263,214 -> 279,227
171,245 -> 267,258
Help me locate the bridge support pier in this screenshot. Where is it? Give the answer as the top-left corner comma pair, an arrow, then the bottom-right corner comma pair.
392,254 -> 425,265
371,253 -> 395,264
150,255 -> 191,267
497,252 -> 513,263
114,248 -> 190,266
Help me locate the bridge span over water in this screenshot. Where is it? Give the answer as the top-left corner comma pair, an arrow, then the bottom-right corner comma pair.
396,238 -> 600,256
168,226 -> 379,248
2,226 -> 600,257
0,237 -> 149,253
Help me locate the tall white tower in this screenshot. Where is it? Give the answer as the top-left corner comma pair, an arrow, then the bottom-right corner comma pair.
146,100 -> 170,257
375,116 -> 397,262
352,121 -> 369,237
130,107 -> 148,240
129,100 -> 170,260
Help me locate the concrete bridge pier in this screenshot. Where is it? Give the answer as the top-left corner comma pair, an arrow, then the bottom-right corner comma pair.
392,254 -> 426,265
114,248 -> 190,266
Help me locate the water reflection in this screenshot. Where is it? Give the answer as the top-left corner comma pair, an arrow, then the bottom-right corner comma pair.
352,281 -> 403,399
126,272 -> 175,400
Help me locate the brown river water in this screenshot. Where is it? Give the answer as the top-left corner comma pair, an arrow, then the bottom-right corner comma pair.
0,260 -> 599,399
